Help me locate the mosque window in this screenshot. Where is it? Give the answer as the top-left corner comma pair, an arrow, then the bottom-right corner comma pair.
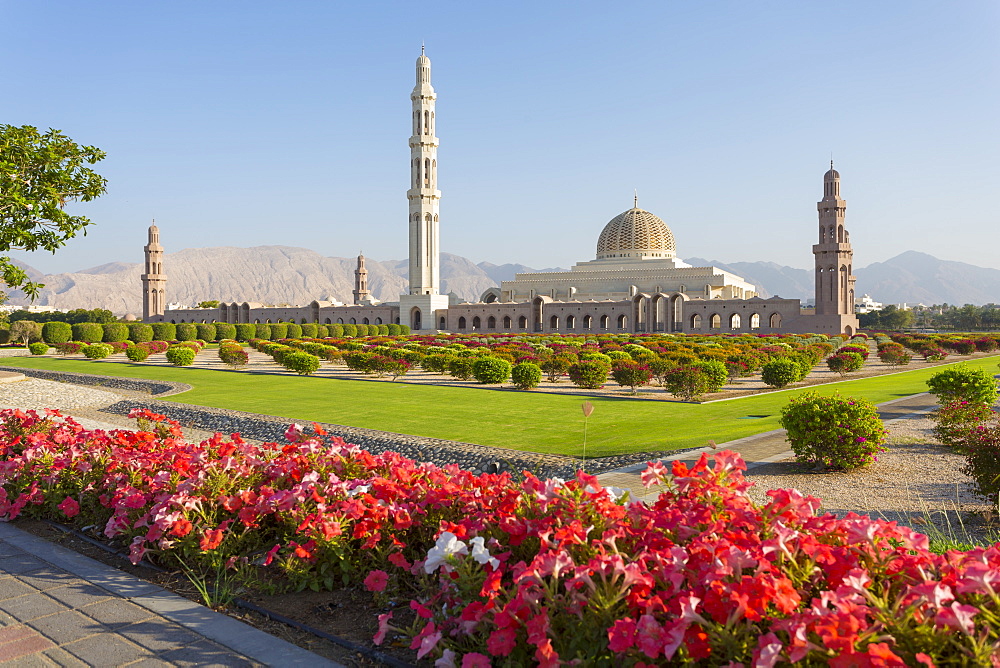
691,314 -> 702,329
583,315 -> 592,329
730,313 -> 741,330
566,315 -> 575,329
769,313 -> 782,328
518,315 -> 527,329
709,314 -> 721,329
459,317 -> 467,329
750,313 -> 760,329
473,316 -> 481,330
503,316 -> 511,329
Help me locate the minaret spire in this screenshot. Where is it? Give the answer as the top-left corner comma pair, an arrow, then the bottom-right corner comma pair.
141,221 -> 166,321
406,47 -> 440,296
811,164 -> 858,334
353,252 -> 370,305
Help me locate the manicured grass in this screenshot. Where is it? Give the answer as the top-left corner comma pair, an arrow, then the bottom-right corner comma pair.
3,355 -> 998,457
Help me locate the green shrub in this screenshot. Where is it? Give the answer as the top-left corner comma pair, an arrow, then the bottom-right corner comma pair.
399,325 -> 410,335
28,342 -> 49,355
781,392 -> 889,470
540,354 -> 576,382
215,323 -> 236,340
0,326 -> 10,344
42,321 -> 72,344
254,323 -> 271,340
342,324 -> 358,337
175,323 -> 197,341
447,357 -> 476,381
662,365 -> 710,401
102,322 -> 128,343
422,353 -> 453,374
328,324 -> 344,337
387,324 -> 401,336
218,344 -> 249,369
697,359 -> 728,393
567,360 -> 611,389
195,323 -> 217,342
926,364 -> 999,406
165,346 -> 197,366
932,400 -> 996,449
315,325 -> 329,338
285,323 -> 303,339
377,325 -> 389,336
72,323 -> 103,343
611,361 -> 653,394
83,343 -> 113,359
128,322 -> 153,343
343,351 -> 375,372
511,362 -> 542,390
958,413 -> 1000,501
877,345 -> 911,367
790,352 -> 814,380
267,323 -> 287,340
300,323 -> 317,338
126,344 -> 150,362
472,357 -> 512,384
149,322 -> 174,342
55,341 -> 86,355
282,351 -> 320,375
758,358 -> 800,388
648,357 -> 676,387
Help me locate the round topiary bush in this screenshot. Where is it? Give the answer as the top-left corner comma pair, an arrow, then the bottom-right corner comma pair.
662,365 -> 710,401
342,324 -> 358,338
195,323 -> 217,342
447,357 -> 476,381
511,362 -> 542,390
285,323 -> 303,339
228,323 -> 253,342
567,360 -> 611,390
148,323 -> 173,342
877,346 -> 911,367
377,325 -> 389,336
175,323 -> 197,341
472,357 -> 512,384
697,359 -> 728,393
126,323 -> 154,343
611,361 -> 653,394
72,323 -> 104,344
28,342 -> 49,355
269,323 -> 289,340
83,343 -> 113,359
399,325 -> 411,335
761,358 -> 802,388
780,391 -> 888,470
386,324 -> 401,336
282,351 -> 320,375
42,322 -> 72,344
253,323 -> 271,340
165,346 -> 196,366
102,322 -> 129,343
926,364 -> 999,407
300,323 -> 317,338
215,323 -> 236,341
126,344 -> 151,362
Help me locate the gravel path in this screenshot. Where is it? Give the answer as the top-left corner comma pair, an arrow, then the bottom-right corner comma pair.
744,416 -> 999,544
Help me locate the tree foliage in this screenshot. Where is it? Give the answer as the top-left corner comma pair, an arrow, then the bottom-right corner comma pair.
0,125 -> 107,298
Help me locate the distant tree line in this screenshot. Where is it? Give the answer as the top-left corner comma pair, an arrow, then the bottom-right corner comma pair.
861,303 -> 1000,331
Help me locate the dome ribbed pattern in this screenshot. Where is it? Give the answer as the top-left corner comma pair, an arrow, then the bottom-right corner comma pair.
596,208 -> 676,258
825,168 -> 840,179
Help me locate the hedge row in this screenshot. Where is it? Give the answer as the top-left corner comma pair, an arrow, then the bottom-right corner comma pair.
6,320 -> 408,345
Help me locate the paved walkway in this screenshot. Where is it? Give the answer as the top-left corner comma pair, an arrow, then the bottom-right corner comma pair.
0,523 -> 339,667
596,392 -> 941,503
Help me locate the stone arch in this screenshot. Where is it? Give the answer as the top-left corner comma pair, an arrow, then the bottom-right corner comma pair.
324,318 -> 331,324
583,314 -> 593,330
769,313 -> 782,328
518,315 -> 527,330
690,313 -> 701,329
532,297 -> 546,332
410,307 -> 422,331
730,313 -> 741,330
838,225 -> 844,243
480,287 -> 502,303
566,314 -> 576,329
502,315 -> 511,329
550,315 -> 559,330
487,316 -> 496,329
617,314 -> 628,330
363,318 -> 370,325
750,313 -> 760,329
844,324 -> 854,336
709,313 -> 721,329
337,318 -> 344,324
458,316 -> 467,329
349,318 -> 357,325
632,294 -> 649,332
473,316 -> 481,330
439,316 -> 446,329
600,314 -> 610,330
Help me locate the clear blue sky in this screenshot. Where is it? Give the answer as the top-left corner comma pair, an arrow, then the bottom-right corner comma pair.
4,0 -> 998,275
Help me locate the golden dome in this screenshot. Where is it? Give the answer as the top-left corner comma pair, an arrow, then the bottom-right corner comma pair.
596,207 -> 676,259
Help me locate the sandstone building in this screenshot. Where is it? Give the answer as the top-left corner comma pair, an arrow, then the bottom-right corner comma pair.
145,51 -> 859,337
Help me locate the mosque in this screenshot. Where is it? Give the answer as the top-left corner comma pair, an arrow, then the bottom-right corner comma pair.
143,50 -> 859,337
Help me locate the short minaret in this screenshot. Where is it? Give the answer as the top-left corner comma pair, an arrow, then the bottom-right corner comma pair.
141,222 -> 166,321
398,48 -> 450,330
407,46 -> 441,295
353,253 -> 370,305
811,164 -> 859,334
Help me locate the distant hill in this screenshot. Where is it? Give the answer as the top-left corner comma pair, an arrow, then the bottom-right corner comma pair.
7,247 -> 999,314
5,247 -> 568,314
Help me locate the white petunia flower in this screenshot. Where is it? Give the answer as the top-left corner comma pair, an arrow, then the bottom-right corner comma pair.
423,531 -> 468,574
469,536 -> 500,570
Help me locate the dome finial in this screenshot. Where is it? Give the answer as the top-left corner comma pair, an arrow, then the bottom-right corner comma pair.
634,189 -> 638,209
421,42 -> 425,55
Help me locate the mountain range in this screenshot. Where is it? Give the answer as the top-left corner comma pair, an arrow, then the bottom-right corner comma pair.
6,248 -> 999,314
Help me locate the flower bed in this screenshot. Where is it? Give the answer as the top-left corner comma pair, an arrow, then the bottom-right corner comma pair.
1,408 -> 998,665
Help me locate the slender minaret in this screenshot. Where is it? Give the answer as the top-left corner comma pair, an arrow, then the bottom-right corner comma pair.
141,222 -> 166,321
407,46 -> 440,296
812,163 -> 858,333
353,253 -> 370,305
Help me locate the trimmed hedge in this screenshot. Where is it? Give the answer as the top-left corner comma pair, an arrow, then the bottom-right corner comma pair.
472,357 -> 512,384
42,322 -> 72,344
300,323 -> 317,338
282,351 -> 320,375
214,323 -> 236,341
511,362 -> 542,390
195,323 -> 217,342
269,323 -> 288,340
127,323 -> 154,343
254,323 -> 271,340
165,346 -> 196,366
150,323 -> 176,341
342,324 -> 358,337
315,325 -> 329,338
72,323 -> 103,344
330,324 -> 345,337
126,344 -> 150,362
28,342 -> 49,355
285,323 -> 303,339
399,325 -> 410,335
175,324 -> 197,341
234,324 -> 256,341
387,324 -> 401,336
377,324 -> 389,336
102,322 -> 129,343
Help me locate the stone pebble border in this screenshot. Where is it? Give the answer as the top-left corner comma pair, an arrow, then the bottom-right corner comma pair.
0,366 -> 685,479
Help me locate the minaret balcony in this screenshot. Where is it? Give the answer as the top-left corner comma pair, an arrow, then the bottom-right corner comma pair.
812,243 -> 853,253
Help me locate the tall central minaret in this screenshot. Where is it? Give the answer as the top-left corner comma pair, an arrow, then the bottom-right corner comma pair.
141,222 -> 166,321
407,46 -> 441,296
398,48 -> 449,330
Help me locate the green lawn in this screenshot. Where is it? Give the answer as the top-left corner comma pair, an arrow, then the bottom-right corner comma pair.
3,355 -> 997,457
